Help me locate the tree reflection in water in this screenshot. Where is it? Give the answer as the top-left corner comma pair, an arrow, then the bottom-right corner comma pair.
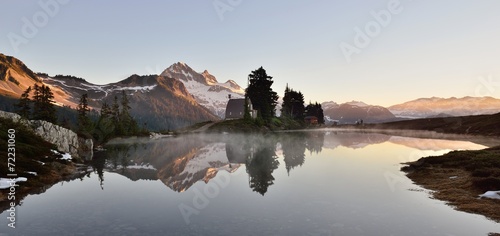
226,135 -> 280,195
281,133 -> 306,175
245,140 -> 279,196
305,131 -> 325,154
91,133 -> 327,195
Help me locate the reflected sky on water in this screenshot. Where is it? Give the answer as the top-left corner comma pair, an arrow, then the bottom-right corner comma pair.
1,131 -> 498,235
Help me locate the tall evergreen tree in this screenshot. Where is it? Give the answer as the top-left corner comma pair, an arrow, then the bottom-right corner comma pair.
77,93 -> 92,133
119,91 -> 139,135
281,84 -> 292,117
246,67 -> 279,121
32,84 -> 57,123
16,86 -> 32,119
111,95 -> 123,135
32,84 -> 42,118
94,101 -> 115,143
281,84 -> 305,120
101,102 -> 113,118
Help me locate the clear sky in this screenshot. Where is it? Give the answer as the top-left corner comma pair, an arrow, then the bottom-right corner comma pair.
1,0 -> 500,106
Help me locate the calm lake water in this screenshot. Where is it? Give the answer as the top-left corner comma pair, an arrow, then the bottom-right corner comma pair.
1,131 -> 499,235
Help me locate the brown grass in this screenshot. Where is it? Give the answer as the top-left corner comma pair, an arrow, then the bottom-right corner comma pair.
403,147 -> 500,223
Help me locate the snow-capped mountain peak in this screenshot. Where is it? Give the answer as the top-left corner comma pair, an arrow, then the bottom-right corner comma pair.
321,101 -> 340,110
201,70 -> 218,85
223,80 -> 244,94
161,62 -> 244,118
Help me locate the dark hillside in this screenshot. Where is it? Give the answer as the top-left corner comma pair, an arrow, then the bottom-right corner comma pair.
372,113 -> 500,136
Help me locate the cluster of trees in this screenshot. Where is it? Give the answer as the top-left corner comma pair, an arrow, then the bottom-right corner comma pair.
280,85 -> 324,125
305,102 -> 325,124
16,84 -> 57,123
83,91 -> 141,142
245,67 -> 324,125
281,84 -> 305,120
16,85 -> 142,143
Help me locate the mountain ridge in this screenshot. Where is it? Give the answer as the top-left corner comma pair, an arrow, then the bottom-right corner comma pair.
322,100 -> 396,124
388,96 -> 500,118
0,53 -> 218,130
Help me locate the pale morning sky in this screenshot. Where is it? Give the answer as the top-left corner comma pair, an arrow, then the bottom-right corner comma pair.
1,0 -> 500,106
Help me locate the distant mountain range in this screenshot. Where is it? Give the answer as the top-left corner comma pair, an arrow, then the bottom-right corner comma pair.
2,53 -> 500,127
322,97 -> 500,124
322,101 -> 396,124
388,96 -> 500,118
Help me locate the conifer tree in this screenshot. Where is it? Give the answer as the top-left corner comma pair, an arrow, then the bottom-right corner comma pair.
94,101 -> 115,143
119,91 -> 139,135
246,67 -> 278,121
281,84 -> 305,120
32,84 -> 57,123
16,86 -> 32,119
100,102 -> 112,118
111,95 -> 123,135
77,93 -> 92,133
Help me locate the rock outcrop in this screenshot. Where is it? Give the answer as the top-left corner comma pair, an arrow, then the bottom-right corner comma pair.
0,110 -> 93,161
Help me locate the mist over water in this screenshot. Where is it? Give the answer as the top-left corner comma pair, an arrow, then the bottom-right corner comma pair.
1,131 -> 498,235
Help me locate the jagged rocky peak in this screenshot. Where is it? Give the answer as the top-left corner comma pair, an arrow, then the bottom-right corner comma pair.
161,62 -> 210,85
224,80 -> 242,90
159,62 -> 245,118
201,70 -> 218,85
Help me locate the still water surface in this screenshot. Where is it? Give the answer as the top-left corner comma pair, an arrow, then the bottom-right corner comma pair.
1,131 -> 499,235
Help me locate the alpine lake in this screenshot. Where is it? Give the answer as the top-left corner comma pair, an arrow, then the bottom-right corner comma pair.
1,130 -> 500,235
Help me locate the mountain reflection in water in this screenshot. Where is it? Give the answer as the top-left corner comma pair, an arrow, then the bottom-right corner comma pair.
92,131 -> 486,195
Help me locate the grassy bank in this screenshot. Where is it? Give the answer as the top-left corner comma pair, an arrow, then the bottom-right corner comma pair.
176,117 -> 307,134
402,146 -> 500,223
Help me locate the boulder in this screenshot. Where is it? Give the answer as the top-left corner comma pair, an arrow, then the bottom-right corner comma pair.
0,110 -> 93,161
